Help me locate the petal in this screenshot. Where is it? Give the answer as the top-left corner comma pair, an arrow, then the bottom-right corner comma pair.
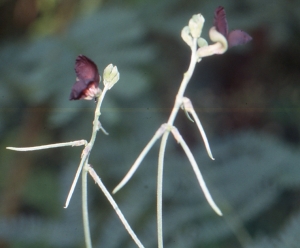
70,78 -> 88,100
70,81 -> 98,100
214,6 -> 228,37
75,55 -> 100,86
227,30 -> 252,48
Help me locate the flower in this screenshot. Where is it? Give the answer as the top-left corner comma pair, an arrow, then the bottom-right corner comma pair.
214,6 -> 252,48
69,55 -> 101,100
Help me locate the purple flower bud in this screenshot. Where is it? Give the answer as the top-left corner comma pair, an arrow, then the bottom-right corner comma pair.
214,6 -> 252,48
70,55 -> 101,100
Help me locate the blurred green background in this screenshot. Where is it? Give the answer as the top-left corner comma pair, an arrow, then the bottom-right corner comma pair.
1,0 -> 300,247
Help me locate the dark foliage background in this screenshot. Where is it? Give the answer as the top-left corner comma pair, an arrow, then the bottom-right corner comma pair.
0,0 -> 300,247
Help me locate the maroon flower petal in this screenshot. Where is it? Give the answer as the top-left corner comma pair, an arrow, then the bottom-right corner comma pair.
70,55 -> 100,100
213,6 -> 252,48
214,6 -> 228,37
227,30 -> 252,48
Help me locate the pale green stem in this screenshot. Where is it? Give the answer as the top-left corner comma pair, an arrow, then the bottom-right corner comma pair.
182,97 -> 214,160
64,85 -> 109,248
64,153 -> 89,208
177,136 -> 222,215
167,38 -> 198,125
78,86 -> 109,248
6,140 -> 87,151
157,132 -> 168,248
87,165 -> 145,248
157,38 -> 199,248
89,86 -> 108,145
82,163 -> 92,248
113,124 -> 166,194
190,109 -> 214,160
170,127 -> 222,216
64,85 -> 109,208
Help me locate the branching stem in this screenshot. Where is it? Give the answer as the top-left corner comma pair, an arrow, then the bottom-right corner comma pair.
6,64 -> 143,248
156,38 -> 199,248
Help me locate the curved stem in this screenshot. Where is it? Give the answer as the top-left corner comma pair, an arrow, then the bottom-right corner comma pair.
170,127 -> 222,216
182,97 -> 214,160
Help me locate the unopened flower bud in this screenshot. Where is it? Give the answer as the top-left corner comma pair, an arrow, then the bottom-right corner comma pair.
197,37 -> 208,48
188,14 -> 205,38
103,64 -> 119,89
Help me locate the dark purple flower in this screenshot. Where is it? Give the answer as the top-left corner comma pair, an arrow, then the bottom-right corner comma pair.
214,6 -> 252,48
70,55 -> 101,100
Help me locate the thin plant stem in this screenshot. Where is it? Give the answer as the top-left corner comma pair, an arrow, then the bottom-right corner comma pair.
82,163 -> 92,248
182,97 -> 214,160
170,127 -> 222,216
157,131 -> 169,248
113,124 -> 166,194
65,86 -> 109,208
89,86 -> 108,145
6,140 -> 87,151
156,38 -> 199,248
64,153 -> 89,208
77,86 -> 109,247
87,165 -> 145,248
190,109 -> 214,160
167,38 -> 198,125
64,85 -> 109,248
178,138 -> 222,215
